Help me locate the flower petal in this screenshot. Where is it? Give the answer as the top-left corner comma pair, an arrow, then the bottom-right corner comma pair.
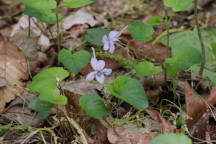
86,71 -> 97,81
103,39 -> 109,51
96,73 -> 105,84
102,68 -> 112,75
102,35 -> 108,43
91,58 -> 105,71
109,31 -> 119,41
108,41 -> 115,54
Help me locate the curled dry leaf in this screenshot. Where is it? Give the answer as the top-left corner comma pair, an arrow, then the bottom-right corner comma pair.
184,81 -> 207,127
0,35 -> 28,112
62,8 -> 98,31
107,126 -> 156,144
146,109 -> 176,133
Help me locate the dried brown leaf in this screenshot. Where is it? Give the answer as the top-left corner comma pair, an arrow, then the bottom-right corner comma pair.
0,35 -> 28,112
207,86 -> 216,106
146,109 -> 176,133
0,76 -> 7,87
107,126 -> 155,144
184,81 -> 207,127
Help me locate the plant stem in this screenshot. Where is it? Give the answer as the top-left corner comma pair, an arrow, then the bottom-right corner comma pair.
56,6 -> 60,54
164,8 -> 170,58
164,7 -> 170,82
28,16 -> 31,37
194,0 -> 206,77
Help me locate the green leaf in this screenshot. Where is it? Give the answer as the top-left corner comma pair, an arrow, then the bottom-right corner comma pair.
36,110 -> 51,120
166,48 -> 202,71
108,76 -> 148,110
14,0 -> 62,24
128,21 -> 154,42
0,124 -> 11,135
28,67 -> 69,105
150,133 -> 192,144
29,96 -> 55,111
191,65 -> 216,86
60,0 -> 95,8
135,61 -> 162,77
163,0 -> 194,12
165,59 -> 178,78
58,49 -> 91,75
211,42 -> 216,57
160,29 -> 216,83
80,94 -> 108,119
160,29 -> 216,69
146,16 -> 163,26
83,28 -> 111,46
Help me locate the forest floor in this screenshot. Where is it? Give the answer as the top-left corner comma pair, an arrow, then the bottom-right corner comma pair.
0,0 -> 216,143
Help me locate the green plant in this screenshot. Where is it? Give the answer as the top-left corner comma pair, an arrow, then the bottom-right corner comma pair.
108,76 -> 148,110
28,67 -> 69,119
150,133 -> 192,144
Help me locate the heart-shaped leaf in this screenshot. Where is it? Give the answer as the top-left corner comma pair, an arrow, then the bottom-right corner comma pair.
150,133 -> 192,144
135,61 -> 162,77
163,0 -> 194,12
108,76 -> 148,110
83,28 -> 111,46
127,21 -> 154,42
58,49 -> 91,75
60,0 -> 95,8
80,94 -> 108,119
29,96 -> 55,111
14,0 -> 63,24
28,67 -> 69,105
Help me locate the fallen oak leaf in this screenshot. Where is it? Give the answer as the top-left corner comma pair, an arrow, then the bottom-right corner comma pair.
0,35 -> 28,112
184,81 -> 207,127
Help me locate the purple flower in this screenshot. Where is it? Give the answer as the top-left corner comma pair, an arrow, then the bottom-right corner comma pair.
102,26 -> 128,54
86,47 -> 112,84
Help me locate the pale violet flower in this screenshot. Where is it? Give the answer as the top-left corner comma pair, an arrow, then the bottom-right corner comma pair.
86,47 -> 112,84
102,26 -> 128,54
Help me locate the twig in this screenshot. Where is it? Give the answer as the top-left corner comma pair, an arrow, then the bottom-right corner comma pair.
194,0 -> 206,77
28,16 -> 31,37
61,109 -> 88,144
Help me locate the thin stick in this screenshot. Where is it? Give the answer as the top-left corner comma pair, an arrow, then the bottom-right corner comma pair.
28,16 -> 31,37
194,0 -> 206,77
55,5 -> 60,54
61,109 -> 88,144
